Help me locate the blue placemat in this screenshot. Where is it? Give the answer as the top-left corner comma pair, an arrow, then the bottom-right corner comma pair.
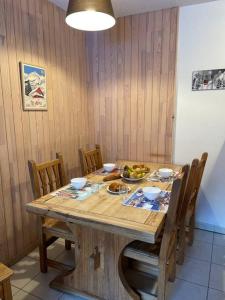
51,182 -> 105,201
122,188 -> 171,212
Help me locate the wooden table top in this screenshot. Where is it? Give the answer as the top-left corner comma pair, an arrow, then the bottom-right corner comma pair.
26,161 -> 181,243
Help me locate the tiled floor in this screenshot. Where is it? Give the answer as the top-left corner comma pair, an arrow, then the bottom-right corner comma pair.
10,230 -> 225,300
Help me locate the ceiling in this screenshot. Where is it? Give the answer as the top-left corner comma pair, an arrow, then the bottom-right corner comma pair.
49,0 -> 217,17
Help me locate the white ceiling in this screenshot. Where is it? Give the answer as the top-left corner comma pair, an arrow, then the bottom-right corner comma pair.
49,0 -> 217,17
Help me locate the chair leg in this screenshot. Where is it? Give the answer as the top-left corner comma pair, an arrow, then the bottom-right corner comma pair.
65,240 -> 72,250
39,232 -> 48,273
188,213 -> 195,246
177,228 -> 186,265
169,249 -> 176,282
2,280 -> 13,300
158,267 -> 167,300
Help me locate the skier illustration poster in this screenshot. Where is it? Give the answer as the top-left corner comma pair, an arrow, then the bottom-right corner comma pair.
20,63 -> 47,110
192,69 -> 225,91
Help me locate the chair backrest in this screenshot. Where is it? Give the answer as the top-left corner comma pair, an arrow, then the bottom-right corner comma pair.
178,152 -> 208,227
159,173 -> 184,262
79,144 -> 103,175
190,152 -> 208,209
178,159 -> 199,226
28,153 -> 67,199
177,164 -> 190,223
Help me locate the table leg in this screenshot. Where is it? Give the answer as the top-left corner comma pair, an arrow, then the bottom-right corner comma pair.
50,224 -> 140,300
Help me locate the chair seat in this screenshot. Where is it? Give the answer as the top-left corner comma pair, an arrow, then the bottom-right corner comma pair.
43,218 -> 73,241
0,263 -> 13,283
123,241 -> 160,266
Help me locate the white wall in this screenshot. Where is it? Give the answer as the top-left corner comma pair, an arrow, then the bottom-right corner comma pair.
175,0 -> 225,233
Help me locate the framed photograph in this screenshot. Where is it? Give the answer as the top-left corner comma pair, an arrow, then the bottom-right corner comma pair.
192,68 -> 225,91
20,62 -> 47,110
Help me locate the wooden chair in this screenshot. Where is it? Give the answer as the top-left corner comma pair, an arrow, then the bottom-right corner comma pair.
186,152 -> 208,246
0,263 -> 13,300
177,153 -> 208,264
79,144 -> 103,175
28,153 -> 74,273
177,159 -> 199,264
123,174 -> 184,300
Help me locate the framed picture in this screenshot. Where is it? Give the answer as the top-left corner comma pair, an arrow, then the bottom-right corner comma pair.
192,68 -> 225,91
20,62 -> 47,110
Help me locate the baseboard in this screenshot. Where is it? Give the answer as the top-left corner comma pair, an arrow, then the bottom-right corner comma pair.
196,221 -> 225,234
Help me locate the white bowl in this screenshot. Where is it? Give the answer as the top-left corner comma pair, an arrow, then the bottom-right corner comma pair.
71,177 -> 87,190
103,163 -> 116,172
143,187 -> 161,201
159,168 -> 173,178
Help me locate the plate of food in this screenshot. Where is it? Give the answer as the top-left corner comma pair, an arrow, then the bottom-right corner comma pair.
107,182 -> 131,194
121,165 -> 149,182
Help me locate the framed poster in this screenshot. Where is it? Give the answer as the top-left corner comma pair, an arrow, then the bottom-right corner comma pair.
20,62 -> 47,110
192,69 -> 225,91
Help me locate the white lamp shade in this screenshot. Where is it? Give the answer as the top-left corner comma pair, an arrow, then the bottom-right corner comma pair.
65,11 -> 116,31
66,0 -> 116,32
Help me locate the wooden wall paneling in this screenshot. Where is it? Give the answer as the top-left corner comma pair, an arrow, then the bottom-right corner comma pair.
130,15 -> 139,160
42,1 -> 54,160
86,8 -> 178,164
166,8 -> 178,163
1,0 -> 24,260
150,11 -> 163,163
157,9 -> 171,163
109,26 -> 118,162
69,30 -> 78,176
143,12 -> 154,160
11,0 -> 33,252
136,13 -> 147,161
0,0 -> 10,264
116,18 -> 125,160
0,0 -> 90,264
36,1 -> 50,162
20,0 -> 39,249
27,0 -> 39,162
85,32 -> 95,146
98,31 -> 106,158
104,29 -> 112,161
123,16 -> 132,161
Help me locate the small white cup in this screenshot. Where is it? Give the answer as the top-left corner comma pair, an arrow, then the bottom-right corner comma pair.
159,168 -> 173,178
71,178 -> 87,190
103,163 -> 116,172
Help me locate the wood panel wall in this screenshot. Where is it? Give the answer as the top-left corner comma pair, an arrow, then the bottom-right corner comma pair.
86,8 -> 178,164
0,0 -> 89,265
0,1 -> 178,265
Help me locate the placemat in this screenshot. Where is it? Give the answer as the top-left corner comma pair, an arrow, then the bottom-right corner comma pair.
51,182 -> 105,201
122,188 -> 171,212
147,170 -> 179,183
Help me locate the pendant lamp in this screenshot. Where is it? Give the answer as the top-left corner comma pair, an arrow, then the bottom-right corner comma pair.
65,0 -> 116,31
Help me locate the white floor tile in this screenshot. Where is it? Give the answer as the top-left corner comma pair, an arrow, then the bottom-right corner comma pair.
28,242 -> 65,261
56,248 -> 75,267
186,240 -> 212,262
23,267 -> 62,300
167,279 -> 207,300
194,229 -> 213,243
11,257 -> 40,289
56,238 -> 65,245
208,288 -> 225,300
209,264 -> 225,292
212,245 -> 225,266
214,233 -> 225,247
13,290 -> 41,300
12,285 -> 20,296
176,257 -> 210,286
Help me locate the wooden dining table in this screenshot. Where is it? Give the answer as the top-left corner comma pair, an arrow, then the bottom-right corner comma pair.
26,160 -> 181,300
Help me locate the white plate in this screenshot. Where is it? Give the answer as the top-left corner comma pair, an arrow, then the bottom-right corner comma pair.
107,186 -> 131,195
120,174 -> 147,182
